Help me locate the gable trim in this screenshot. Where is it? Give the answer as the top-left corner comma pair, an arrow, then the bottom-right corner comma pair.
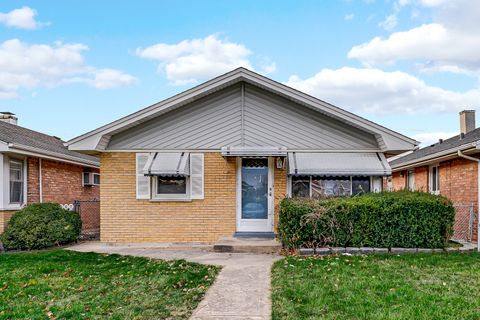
67,68 -> 418,152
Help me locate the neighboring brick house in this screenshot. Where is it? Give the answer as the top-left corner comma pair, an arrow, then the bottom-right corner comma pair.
0,112 -> 100,234
390,110 -> 480,243
67,68 -> 417,243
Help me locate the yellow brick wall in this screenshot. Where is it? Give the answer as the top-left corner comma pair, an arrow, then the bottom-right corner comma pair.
0,210 -> 15,234
100,152 -> 288,243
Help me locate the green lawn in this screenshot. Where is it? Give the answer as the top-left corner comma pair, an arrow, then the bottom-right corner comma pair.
272,253 -> 480,320
0,250 -> 219,319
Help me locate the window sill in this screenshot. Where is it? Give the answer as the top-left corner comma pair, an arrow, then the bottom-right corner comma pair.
149,198 -> 193,202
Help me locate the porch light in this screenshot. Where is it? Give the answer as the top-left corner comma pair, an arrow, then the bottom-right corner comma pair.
276,157 -> 283,169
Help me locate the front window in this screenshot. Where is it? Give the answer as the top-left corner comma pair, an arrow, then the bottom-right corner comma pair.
429,165 -> 440,193
407,170 -> 415,191
155,176 -> 188,196
290,175 -> 373,198
352,177 -> 370,195
292,176 -> 310,197
9,160 -> 24,204
312,177 -> 351,198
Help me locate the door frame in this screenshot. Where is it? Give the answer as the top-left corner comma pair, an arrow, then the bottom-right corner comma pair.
235,157 -> 274,232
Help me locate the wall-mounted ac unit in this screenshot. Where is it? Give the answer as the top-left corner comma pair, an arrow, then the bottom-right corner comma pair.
82,172 -> 100,186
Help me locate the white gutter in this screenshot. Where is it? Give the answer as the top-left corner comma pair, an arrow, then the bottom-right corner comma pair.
457,150 -> 480,252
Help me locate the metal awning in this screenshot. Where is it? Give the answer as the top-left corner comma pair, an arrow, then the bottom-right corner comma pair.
288,152 -> 391,176
221,146 -> 287,157
142,152 -> 190,176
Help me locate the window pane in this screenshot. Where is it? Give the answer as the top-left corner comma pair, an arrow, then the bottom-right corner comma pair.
93,174 -> 100,185
292,176 -> 310,197
157,177 -> 187,194
352,177 -> 370,195
10,181 -> 22,203
312,177 -> 351,198
9,160 -> 23,203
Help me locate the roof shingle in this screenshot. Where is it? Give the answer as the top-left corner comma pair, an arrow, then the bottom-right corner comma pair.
0,121 -> 99,166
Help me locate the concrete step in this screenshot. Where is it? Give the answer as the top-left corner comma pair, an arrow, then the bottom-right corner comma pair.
213,237 -> 282,254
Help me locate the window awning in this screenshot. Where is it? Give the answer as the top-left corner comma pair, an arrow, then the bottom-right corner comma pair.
142,152 -> 190,176
221,146 -> 287,157
288,152 -> 391,176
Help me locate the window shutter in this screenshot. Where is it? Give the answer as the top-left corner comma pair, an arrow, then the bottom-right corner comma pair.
136,153 -> 150,199
190,153 -> 204,199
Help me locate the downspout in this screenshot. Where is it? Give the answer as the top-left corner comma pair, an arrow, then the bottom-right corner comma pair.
39,158 -> 43,203
457,150 -> 480,252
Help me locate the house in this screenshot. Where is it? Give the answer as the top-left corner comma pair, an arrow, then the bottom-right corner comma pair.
389,110 -> 479,242
0,112 -> 100,234
67,68 -> 417,243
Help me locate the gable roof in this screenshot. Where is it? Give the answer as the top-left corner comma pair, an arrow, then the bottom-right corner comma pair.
0,121 -> 99,167
67,67 -> 418,153
390,128 -> 480,169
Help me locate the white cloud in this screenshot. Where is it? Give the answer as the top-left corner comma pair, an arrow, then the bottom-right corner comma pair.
285,67 -> 480,114
378,14 -> 398,31
349,0 -> 480,75
344,13 -> 355,21
0,39 -> 136,99
0,6 -> 47,29
411,131 -> 457,147
136,34 -> 275,85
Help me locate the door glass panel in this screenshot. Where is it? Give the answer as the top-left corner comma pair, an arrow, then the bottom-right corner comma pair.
242,158 -> 268,219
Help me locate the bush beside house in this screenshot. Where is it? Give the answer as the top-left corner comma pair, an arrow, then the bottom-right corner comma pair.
278,191 -> 455,250
1,203 -> 82,250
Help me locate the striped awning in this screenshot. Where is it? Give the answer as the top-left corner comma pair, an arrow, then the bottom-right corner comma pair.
288,152 -> 391,176
142,152 -> 190,176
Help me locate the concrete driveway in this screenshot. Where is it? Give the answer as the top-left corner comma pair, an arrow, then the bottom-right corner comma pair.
68,242 -> 281,320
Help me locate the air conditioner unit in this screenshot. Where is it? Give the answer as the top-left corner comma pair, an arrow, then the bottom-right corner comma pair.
82,172 -> 100,186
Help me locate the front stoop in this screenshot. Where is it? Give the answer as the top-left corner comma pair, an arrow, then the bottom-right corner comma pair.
213,237 -> 282,254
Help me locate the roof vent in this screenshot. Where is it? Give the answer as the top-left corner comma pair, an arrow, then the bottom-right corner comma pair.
460,132 -> 465,139
0,112 -> 18,125
438,139 -> 443,144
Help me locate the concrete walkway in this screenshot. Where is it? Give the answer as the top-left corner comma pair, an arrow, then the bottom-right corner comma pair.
68,242 -> 281,320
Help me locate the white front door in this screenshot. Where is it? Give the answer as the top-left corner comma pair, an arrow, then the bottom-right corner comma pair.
236,157 -> 274,232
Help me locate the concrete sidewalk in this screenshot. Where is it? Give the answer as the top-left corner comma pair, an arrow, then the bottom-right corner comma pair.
68,242 -> 281,320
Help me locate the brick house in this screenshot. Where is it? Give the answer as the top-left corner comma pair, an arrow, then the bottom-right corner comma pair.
67,68 -> 417,243
390,110 -> 480,243
0,112 -> 100,234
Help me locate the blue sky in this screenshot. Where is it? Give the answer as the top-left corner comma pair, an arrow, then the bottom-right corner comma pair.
1,0 -> 479,146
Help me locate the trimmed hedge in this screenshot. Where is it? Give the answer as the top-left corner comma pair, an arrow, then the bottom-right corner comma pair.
1,203 -> 82,250
278,191 -> 455,250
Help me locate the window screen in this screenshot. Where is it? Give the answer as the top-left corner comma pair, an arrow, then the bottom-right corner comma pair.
292,176 -> 310,197
311,177 -> 351,198
157,176 -> 187,194
352,177 -> 370,195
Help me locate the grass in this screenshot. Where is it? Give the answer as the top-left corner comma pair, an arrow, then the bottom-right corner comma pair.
272,253 -> 480,320
0,249 -> 219,319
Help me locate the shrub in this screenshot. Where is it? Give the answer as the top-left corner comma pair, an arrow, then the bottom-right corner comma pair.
1,203 -> 82,250
278,191 -> 455,250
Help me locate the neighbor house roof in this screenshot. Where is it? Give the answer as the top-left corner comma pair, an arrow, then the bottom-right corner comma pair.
67,67 -> 418,154
0,121 -> 99,167
390,128 -> 480,170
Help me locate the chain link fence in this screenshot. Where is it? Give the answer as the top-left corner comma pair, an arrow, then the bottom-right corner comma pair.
73,200 -> 100,240
452,203 -> 477,242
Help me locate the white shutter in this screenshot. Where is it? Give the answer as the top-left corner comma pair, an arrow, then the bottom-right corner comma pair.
190,153 -> 204,199
136,153 -> 150,199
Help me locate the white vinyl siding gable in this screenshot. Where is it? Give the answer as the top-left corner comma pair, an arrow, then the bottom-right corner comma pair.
136,153 -> 150,199
190,153 -> 204,199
